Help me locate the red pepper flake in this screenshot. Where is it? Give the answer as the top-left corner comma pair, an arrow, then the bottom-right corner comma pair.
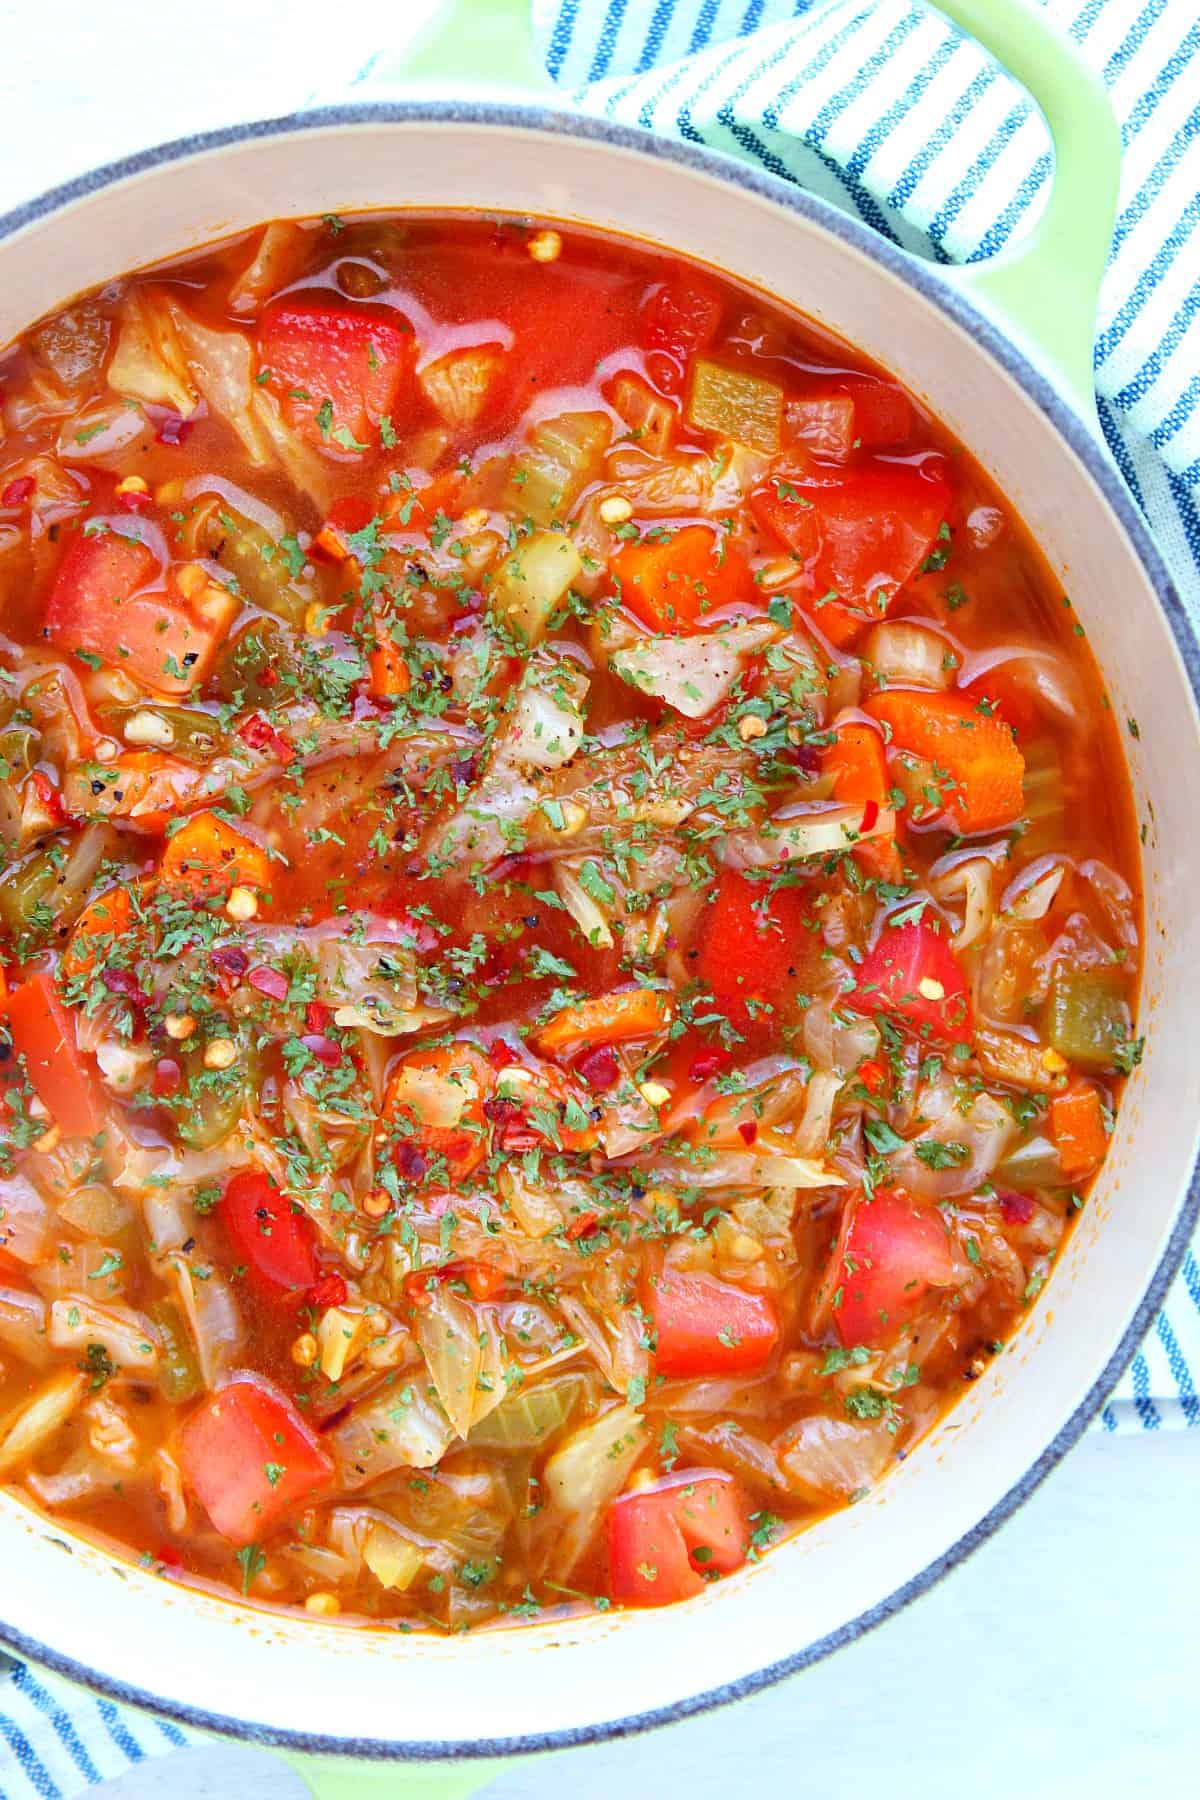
154,1544 -> 183,1569
1,477 -> 34,508
460,1261 -> 505,1301
31,769 -> 69,827
737,1119 -> 758,1146
156,411 -> 192,447
857,1058 -> 887,1094
305,1000 -> 332,1033
999,1190 -> 1036,1225
239,714 -> 292,760
248,965 -> 289,1001
688,1048 -> 731,1084
211,944 -> 249,979
395,1142 -> 429,1182
305,1272 -> 348,1311
860,799 -> 879,833
300,1032 -> 341,1067
566,1211 -> 599,1241
488,1040 -> 519,1070
575,1045 -> 620,1092
102,966 -> 147,1009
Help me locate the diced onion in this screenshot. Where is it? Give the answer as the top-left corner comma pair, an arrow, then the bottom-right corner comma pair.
729,804 -> 895,869
1001,858 -> 1066,922
862,620 -> 954,690
794,1072 -> 844,1157
775,1413 -> 895,1503
932,853 -> 997,949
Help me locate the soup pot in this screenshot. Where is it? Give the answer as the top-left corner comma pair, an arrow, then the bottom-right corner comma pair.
0,1 -> 1197,1794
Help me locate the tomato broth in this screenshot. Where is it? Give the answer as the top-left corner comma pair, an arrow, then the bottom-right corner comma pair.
0,213 -> 1140,1627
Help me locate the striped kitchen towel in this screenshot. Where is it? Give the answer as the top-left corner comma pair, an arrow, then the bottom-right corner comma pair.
2,1 -> 1197,1793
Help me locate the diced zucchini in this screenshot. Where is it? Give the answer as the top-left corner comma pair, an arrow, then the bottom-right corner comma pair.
687,358 -> 783,452
503,411 -> 610,525
488,530 -> 582,645
1042,966 -> 1131,1073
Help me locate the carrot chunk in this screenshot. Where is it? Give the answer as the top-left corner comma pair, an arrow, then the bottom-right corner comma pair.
1050,1081 -> 1108,1178
159,812 -> 273,902
865,689 -> 1024,834
533,988 -> 673,1057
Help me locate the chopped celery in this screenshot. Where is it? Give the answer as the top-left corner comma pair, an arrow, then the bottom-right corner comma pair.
98,705 -> 226,764
468,1374 -> 585,1450
1042,966 -> 1131,1073
996,1134 -> 1063,1189
150,1299 -> 201,1402
503,411 -> 610,525
1017,737 -> 1065,857
189,498 -> 312,627
488,530 -> 583,646
687,358 -> 783,452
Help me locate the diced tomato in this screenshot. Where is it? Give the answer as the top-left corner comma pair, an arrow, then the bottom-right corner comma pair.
178,1374 -> 333,1545
646,1266 -> 780,1377
833,377 -> 914,449
638,270 -> 723,394
258,296 -> 416,451
820,720 -> 888,806
750,458 -> 952,616
612,524 -> 755,633
822,1185 -> 956,1347
46,522 -> 234,696
693,867 -> 812,1040
852,915 -> 972,1044
221,1170 -> 318,1297
2,971 -> 101,1138
607,1471 -> 751,1607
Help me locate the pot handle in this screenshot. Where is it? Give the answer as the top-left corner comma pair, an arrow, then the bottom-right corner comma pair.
281,1750 -> 513,1798
931,0 -> 1120,424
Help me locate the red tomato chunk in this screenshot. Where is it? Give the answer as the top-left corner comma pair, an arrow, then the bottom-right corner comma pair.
607,1472 -> 751,1606
179,1375 -> 333,1545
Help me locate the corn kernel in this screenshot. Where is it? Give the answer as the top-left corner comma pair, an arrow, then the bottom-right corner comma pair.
304,1592 -> 341,1617
638,1080 -> 672,1109
291,1332 -> 318,1368
361,1189 -> 393,1220
737,714 -> 767,742
175,562 -> 207,600
1041,1047 -> 1069,1074
203,1038 -> 238,1071
164,1013 -> 195,1041
225,886 -> 259,922
114,475 -> 148,496
123,710 -> 175,749
527,229 -> 562,263
598,494 -> 633,525
33,1126 -> 61,1154
917,976 -> 945,1002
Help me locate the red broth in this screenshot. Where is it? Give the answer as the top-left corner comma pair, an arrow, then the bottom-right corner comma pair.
0,214 -> 1139,1626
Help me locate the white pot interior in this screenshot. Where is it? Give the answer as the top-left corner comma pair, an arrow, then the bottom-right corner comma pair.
1,113 -> 1197,1752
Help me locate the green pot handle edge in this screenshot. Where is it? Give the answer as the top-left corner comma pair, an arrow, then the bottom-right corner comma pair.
931,0 -> 1120,424
280,1749 -> 517,1799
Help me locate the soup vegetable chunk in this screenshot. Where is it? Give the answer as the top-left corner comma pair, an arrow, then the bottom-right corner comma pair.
0,216 -> 1140,1625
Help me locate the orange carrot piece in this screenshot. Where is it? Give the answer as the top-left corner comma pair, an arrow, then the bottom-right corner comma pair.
533,988 -> 674,1057
865,689 -> 1025,835
62,887 -> 137,983
1050,1081 -> 1108,1178
368,619 -> 411,700
612,525 -> 754,632
821,720 -> 888,806
160,811 -> 272,902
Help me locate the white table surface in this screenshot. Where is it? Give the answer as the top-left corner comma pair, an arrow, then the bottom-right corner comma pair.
4,5 -> 1197,1795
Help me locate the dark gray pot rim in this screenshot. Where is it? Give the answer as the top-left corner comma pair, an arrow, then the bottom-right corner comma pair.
0,97 -> 1195,1765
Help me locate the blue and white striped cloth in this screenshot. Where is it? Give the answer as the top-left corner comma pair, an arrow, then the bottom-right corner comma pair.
3,0 -> 1198,1791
